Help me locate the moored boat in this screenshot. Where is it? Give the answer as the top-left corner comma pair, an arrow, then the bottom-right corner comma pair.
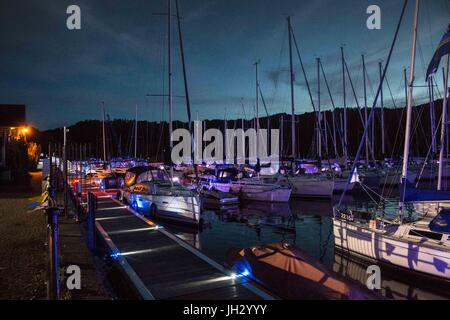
120,166 -> 201,225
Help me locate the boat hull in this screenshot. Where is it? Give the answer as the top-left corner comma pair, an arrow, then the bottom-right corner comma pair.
333,179 -> 355,193
125,192 -> 201,224
333,218 -> 450,280
229,183 -> 292,202
289,178 -> 334,198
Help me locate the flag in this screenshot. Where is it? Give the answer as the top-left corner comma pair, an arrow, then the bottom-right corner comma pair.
27,192 -> 48,210
426,24 -> 450,80
27,200 -> 49,213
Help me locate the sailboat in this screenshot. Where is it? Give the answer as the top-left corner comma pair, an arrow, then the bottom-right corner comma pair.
209,61 -> 292,203
333,0 -> 450,280
277,17 -> 335,199
120,0 -> 201,225
121,165 -> 201,224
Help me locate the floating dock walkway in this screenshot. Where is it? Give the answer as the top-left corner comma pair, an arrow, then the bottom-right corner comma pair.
91,192 -> 275,300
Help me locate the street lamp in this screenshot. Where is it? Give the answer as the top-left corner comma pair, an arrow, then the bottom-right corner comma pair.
21,127 -> 29,142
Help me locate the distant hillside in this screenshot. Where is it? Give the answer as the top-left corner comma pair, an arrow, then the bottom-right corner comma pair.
34,99 -> 445,161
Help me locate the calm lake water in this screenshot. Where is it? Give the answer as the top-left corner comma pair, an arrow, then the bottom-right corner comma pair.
156,193 -> 449,300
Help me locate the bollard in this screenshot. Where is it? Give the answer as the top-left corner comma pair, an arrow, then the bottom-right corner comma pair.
87,192 -> 96,251
45,207 -> 61,300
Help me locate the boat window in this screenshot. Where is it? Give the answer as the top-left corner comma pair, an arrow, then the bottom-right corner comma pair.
429,209 -> 450,234
408,229 -> 442,241
124,172 -> 136,187
137,171 -> 153,183
151,170 -> 170,181
221,170 -> 234,179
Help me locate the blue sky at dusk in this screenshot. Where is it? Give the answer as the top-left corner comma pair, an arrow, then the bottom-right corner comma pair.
0,0 -> 449,130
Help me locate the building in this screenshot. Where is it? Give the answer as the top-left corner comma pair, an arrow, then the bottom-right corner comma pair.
0,104 -> 27,169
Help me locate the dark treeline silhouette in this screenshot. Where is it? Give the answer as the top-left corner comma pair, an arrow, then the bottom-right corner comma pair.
35,99 -> 445,162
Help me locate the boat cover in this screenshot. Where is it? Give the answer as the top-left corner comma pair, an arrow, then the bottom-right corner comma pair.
400,181 -> 450,202
226,242 -> 378,300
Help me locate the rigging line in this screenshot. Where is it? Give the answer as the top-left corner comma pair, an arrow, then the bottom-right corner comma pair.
338,0 -> 408,208
416,112 -> 443,186
345,59 -> 376,158
270,23 -> 287,113
290,29 -> 315,111
362,66 -> 378,161
290,29 -> 334,165
410,96 -> 430,155
259,86 -> 270,118
384,73 -> 399,108
358,182 -> 383,206
319,60 -> 343,155
344,60 -> 369,128
362,180 -> 396,204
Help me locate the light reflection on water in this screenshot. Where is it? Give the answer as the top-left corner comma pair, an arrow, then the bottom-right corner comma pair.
159,194 -> 449,300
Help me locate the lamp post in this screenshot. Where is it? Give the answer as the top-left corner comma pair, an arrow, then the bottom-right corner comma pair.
21,127 -> 29,143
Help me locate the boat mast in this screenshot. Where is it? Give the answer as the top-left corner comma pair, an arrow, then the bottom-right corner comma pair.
134,104 -> 138,159
362,54 -> 369,166
379,61 -> 385,158
317,57 -> 322,160
428,76 -> 437,154
319,59 -> 338,158
280,114 -> 284,158
437,55 -> 449,190
341,46 -> 348,166
240,99 -> 246,162
168,0 -> 173,180
254,60 -> 260,168
102,101 -> 106,162
224,108 -> 227,164
287,16 -> 296,162
175,0 -> 198,180
400,0 -> 419,204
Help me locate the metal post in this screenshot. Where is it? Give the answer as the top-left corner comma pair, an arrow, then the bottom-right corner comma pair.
46,207 -> 60,300
102,102 -> 107,162
63,127 -> 68,217
87,192 -> 96,250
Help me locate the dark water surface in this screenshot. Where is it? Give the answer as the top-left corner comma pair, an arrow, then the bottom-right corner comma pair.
157,194 -> 449,300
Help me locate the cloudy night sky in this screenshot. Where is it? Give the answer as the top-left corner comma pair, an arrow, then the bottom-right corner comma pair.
0,0 -> 449,130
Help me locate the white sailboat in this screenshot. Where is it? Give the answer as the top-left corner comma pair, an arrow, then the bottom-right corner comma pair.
120,0 -> 201,225
333,0 -> 450,280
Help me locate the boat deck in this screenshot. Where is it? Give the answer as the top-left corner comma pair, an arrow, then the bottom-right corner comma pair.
91,192 -> 274,300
